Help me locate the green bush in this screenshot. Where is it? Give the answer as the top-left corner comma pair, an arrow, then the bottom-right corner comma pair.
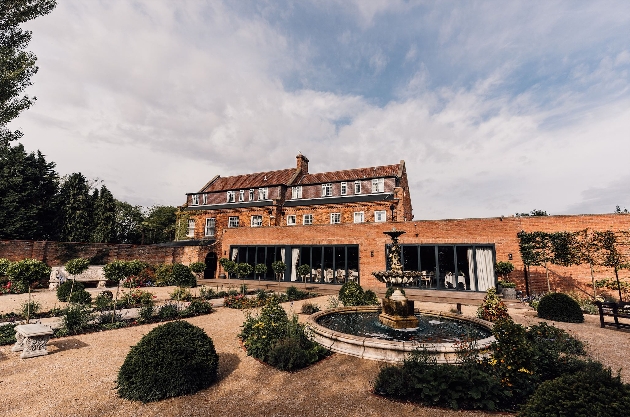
267,337 -> 313,372
183,299 -> 213,316
154,263 -> 174,286
157,302 -> 180,320
0,323 -> 17,345
20,300 -> 41,318
64,258 -> 90,276
537,292 -> 584,323
171,263 -> 197,287
59,304 -> 94,336
94,290 -> 114,311
198,286 -> 217,299
338,281 -> 379,306
7,259 -> 51,293
57,280 -> 86,302
300,302 -> 320,315
519,363 -> 630,417
138,303 -> 154,323
69,289 -> 92,304
117,321 -> 219,402
476,288 -> 510,322
170,287 -> 192,301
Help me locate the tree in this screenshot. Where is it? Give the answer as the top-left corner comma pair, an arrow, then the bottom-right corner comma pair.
254,263 -> 267,281
236,263 -> 253,293
91,185 -> 117,243
6,258 -> 50,322
0,143 -> 58,239
219,257 -> 236,278
271,261 -> 286,281
0,0 -> 57,147
64,257 -> 90,301
297,264 -> 311,287
518,231 -> 554,292
495,261 -> 514,281
592,231 -> 629,302
114,201 -> 144,244
142,205 -> 176,244
517,210 -> 549,217
56,173 -> 93,242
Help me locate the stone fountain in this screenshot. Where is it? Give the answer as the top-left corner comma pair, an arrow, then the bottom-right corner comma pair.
372,229 -> 422,329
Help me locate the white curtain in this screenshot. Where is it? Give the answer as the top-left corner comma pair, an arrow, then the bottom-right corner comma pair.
475,247 -> 495,292
467,249 -> 476,291
291,248 -> 300,281
231,248 -> 238,261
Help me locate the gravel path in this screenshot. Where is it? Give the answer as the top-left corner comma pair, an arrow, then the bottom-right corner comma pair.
1,289 -> 628,417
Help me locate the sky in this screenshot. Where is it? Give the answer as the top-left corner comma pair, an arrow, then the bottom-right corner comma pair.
10,0 -> 630,220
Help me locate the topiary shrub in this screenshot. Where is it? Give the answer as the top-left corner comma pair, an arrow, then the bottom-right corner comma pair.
69,288 -> 92,304
57,280 -> 86,302
519,363 -> 630,417
171,263 -> 196,288
157,302 -> 180,320
338,281 -> 379,306
476,288 -> 510,322
117,321 -> 219,402
536,292 -> 584,323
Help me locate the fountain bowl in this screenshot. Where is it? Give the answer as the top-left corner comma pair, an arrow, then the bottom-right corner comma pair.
306,306 -> 495,363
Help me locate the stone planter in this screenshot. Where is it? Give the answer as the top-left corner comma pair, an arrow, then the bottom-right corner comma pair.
502,287 -> 517,299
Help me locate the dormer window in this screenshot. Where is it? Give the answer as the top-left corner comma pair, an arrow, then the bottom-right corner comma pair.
249,189 -> 254,201
354,181 -> 361,194
258,187 -> 268,200
340,182 -> 347,195
202,193 -> 207,205
292,186 -> 302,199
239,190 -> 245,202
322,183 -> 333,197
227,191 -> 235,202
191,194 -> 199,205
372,178 -> 384,193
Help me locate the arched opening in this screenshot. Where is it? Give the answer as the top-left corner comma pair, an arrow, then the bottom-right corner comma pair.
204,252 -> 217,279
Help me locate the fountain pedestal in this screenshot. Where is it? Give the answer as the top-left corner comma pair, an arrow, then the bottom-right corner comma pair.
379,289 -> 419,329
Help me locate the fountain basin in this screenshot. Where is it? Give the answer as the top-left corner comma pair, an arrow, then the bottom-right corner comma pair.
306,306 -> 495,363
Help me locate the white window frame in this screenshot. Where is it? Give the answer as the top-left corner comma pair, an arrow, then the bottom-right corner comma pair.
354,181 -> 361,194
187,219 -> 195,237
202,193 -> 207,205
340,182 -> 347,195
287,215 -> 297,226
372,178 -> 384,193
227,191 -> 235,203
251,215 -> 262,227
258,187 -> 268,200
204,218 -> 215,236
375,210 -> 387,222
303,214 -> 313,225
322,183 -> 333,197
191,194 -> 199,206
239,190 -> 245,202
292,186 -> 302,199
228,216 -> 239,228
354,211 -> 364,223
330,213 -> 341,224
249,189 -> 254,201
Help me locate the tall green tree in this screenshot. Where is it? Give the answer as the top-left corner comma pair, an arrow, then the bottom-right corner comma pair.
114,200 -> 144,244
1,0 -> 57,147
56,173 -> 93,242
142,205 -> 176,244
91,185 -> 116,243
0,143 -> 58,239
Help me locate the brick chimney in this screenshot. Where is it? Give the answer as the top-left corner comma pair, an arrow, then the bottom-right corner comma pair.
296,153 -> 309,174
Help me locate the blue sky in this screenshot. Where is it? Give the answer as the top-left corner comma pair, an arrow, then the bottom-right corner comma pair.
11,0 -> 630,219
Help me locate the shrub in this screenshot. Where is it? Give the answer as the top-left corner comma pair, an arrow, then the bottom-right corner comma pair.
138,303 -> 154,323
339,281 -> 379,306
519,364 -> 630,417
59,304 -> 94,336
476,288 -> 510,322
267,337 -> 312,372
301,302 -> 320,315
189,262 -> 206,278
157,302 -> 180,320
20,300 -> 41,318
0,323 -> 17,345
286,286 -> 306,301
117,321 -> 219,402
57,280 -> 86,302
198,286 -> 217,300
171,263 -> 196,288
64,258 -> 90,276
124,289 -> 154,306
170,287 -> 192,301
154,263 -> 174,286
94,291 -> 114,311
241,300 -> 290,361
537,292 -> 584,323
69,288 -> 92,304
7,259 -> 51,293
183,299 -> 213,316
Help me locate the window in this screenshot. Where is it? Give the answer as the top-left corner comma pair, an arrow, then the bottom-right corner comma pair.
372,178 -> 384,193
204,218 -> 215,236
292,186 -> 302,199
322,183 -> 333,197
258,187 -> 268,200
354,181 -> 361,194
228,216 -> 239,228
239,190 -> 245,202
354,212 -> 364,223
249,189 -> 254,201
287,215 -> 296,225
187,219 -> 195,237
340,182 -> 347,195
374,210 -> 387,222
251,215 -> 262,227
202,193 -> 207,205
303,214 -> 313,225
227,191 -> 235,202
330,213 -> 341,224
191,194 -> 199,205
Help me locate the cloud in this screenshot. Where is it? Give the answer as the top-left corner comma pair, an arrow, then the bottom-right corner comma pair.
9,0 -> 630,220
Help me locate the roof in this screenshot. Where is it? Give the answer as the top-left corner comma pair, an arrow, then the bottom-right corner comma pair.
201,168 -> 296,192
296,164 -> 400,185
